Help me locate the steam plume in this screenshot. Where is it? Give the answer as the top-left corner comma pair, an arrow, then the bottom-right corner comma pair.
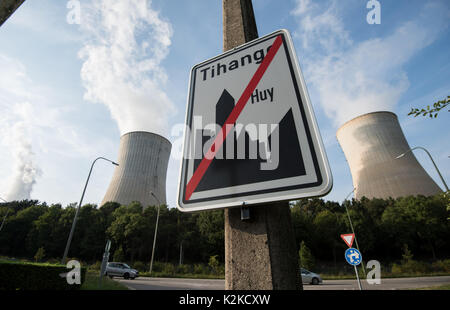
79,0 -> 175,136
291,0 -> 449,127
5,122 -> 42,201
0,54 -> 42,201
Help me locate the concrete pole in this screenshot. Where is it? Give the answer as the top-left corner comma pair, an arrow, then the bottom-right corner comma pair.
223,0 -> 301,290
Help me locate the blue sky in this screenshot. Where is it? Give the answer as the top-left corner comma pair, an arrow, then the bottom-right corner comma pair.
0,0 -> 448,208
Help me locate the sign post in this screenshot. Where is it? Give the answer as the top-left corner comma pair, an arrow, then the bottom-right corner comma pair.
342,235 -> 363,291
98,239 -> 111,288
177,0 -> 332,290
354,265 -> 362,291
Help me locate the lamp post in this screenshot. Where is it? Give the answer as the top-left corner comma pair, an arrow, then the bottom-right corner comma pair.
61,157 -> 118,264
0,196 -> 9,233
343,188 -> 366,277
396,146 -> 448,192
149,192 -> 161,275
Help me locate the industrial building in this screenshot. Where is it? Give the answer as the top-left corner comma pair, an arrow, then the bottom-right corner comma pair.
102,131 -> 171,207
337,111 -> 442,199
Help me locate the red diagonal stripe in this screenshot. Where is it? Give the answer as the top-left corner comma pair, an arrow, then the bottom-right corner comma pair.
185,35 -> 283,201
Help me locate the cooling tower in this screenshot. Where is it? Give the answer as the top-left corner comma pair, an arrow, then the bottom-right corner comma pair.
336,111 -> 441,199
102,131 -> 171,207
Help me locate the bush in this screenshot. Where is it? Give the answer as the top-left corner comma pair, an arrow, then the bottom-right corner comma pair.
431,259 -> 450,273
299,240 -> 315,270
89,261 -> 102,271
113,247 -> 125,262
208,255 -> 224,276
391,260 -> 429,275
0,260 -> 87,290
151,261 -> 164,273
46,258 -> 60,265
162,263 -> 175,275
391,244 -> 430,275
34,247 -> 46,263
132,261 -> 147,273
193,264 -> 208,275
176,264 -> 191,274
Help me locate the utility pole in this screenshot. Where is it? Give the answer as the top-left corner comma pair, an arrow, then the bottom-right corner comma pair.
223,0 -> 301,290
61,157 -> 118,264
396,146 -> 449,192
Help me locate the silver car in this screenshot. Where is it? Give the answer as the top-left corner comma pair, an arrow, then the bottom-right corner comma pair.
105,262 -> 139,280
301,268 -> 322,285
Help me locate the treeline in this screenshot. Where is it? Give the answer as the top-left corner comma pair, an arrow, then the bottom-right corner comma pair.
291,194 -> 449,265
0,200 -> 224,264
0,194 -> 448,266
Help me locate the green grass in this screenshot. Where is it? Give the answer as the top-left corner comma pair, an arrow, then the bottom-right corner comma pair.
322,271 -> 450,280
138,271 -> 224,279
0,258 -> 64,267
81,271 -> 129,290
417,284 -> 450,290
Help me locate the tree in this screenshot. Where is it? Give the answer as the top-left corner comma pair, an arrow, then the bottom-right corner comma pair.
113,246 -> 125,262
34,247 -> 46,262
72,204 -> 107,261
107,202 -> 152,262
208,255 -> 221,275
196,210 -> 224,262
313,210 -> 343,264
3,204 -> 48,257
401,244 -> 413,263
381,195 -> 449,260
27,204 -> 66,259
0,196 -> 448,266
299,240 -> 315,270
408,95 -> 449,118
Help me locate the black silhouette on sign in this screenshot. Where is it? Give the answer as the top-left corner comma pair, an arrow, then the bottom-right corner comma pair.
193,89 -> 306,192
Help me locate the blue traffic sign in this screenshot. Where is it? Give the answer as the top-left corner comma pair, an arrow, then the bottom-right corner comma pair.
345,248 -> 362,266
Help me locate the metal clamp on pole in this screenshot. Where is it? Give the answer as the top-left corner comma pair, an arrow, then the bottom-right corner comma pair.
240,202 -> 250,221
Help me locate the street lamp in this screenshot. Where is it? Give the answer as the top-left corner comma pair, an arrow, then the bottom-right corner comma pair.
0,196 -> 9,233
149,192 -> 161,275
343,188 -> 366,277
396,146 -> 448,192
61,157 -> 118,264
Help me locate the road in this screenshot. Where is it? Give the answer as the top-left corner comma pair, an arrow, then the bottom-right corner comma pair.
302,276 -> 450,290
116,276 -> 450,290
116,277 -> 225,290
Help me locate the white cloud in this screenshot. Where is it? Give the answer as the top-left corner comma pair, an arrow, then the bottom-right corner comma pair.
79,0 -> 176,136
291,0 -> 449,127
291,0 -> 352,55
6,0 -> 83,44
